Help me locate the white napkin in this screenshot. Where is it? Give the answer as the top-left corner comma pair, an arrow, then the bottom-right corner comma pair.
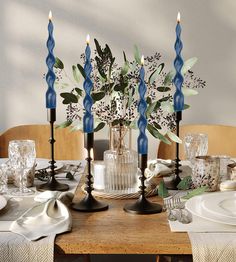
10,191 -> 73,241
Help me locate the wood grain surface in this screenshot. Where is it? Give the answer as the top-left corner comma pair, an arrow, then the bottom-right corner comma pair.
55,186 -> 191,255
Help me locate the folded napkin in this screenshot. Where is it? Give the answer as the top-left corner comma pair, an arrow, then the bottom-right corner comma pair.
10,191 -> 73,241
189,232 -> 236,262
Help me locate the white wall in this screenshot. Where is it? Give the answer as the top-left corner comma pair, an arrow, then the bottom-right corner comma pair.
1,0 -> 236,158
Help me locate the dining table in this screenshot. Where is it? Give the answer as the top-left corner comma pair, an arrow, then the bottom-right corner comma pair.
1,158 -> 236,262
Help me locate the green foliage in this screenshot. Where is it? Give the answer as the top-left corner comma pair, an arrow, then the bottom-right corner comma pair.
72,65 -> 80,83
177,176 -> 192,190
134,45 -> 141,65
149,63 -> 164,84
54,57 -> 64,69
147,124 -> 171,145
94,122 -> 106,132
56,120 -> 73,129
91,92 -> 106,101
182,186 -> 208,199
77,64 -> 86,79
60,92 -> 78,104
158,181 -> 169,198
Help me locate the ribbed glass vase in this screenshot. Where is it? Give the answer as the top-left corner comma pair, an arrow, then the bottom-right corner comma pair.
104,125 -> 138,193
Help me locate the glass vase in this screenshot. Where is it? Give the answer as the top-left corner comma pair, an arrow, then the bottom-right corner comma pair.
104,125 -> 138,193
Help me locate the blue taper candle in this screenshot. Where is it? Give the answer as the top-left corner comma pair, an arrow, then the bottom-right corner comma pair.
137,55 -> 148,155
173,12 -> 184,112
83,35 -> 94,133
46,11 -> 56,109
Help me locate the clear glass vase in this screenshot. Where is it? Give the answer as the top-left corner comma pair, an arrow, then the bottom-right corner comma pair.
104,125 -> 138,193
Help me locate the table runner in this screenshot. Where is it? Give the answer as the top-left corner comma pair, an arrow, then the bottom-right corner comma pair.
189,232 -> 236,262
0,159 -> 85,262
0,233 -> 55,262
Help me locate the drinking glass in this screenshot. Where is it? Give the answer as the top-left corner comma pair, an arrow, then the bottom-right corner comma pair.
8,140 -> 36,196
0,163 -> 8,194
184,133 -> 208,165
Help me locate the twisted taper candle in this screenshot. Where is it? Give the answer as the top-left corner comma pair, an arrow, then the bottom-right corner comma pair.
83,38 -> 94,133
46,12 -> 56,109
173,14 -> 184,112
137,58 -> 148,155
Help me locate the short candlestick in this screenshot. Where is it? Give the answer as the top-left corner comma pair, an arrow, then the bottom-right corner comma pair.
70,132 -> 108,212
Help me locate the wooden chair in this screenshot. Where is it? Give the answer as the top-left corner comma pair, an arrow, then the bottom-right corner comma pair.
158,124 -> 236,159
0,124 -> 86,160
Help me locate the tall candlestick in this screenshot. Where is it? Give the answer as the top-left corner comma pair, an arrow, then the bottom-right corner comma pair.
46,11 -> 56,109
137,55 -> 148,155
124,55 -> 162,214
83,35 -> 94,133
173,12 -> 184,112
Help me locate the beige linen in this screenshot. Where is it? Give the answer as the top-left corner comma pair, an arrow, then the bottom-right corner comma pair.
189,232 -> 236,262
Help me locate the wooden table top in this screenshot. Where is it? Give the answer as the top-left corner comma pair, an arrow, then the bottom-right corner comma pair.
55,187 -> 192,255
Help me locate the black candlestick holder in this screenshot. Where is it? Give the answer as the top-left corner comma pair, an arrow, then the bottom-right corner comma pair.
124,154 -> 162,214
172,111 -> 182,189
71,132 -> 108,212
36,109 -> 69,192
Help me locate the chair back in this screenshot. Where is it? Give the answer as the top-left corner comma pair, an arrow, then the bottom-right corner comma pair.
0,124 -> 85,160
158,124 -> 236,159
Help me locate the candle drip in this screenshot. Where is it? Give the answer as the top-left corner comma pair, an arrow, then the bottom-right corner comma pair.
137,66 -> 148,155
83,44 -> 94,133
173,22 -> 184,112
46,20 -> 56,109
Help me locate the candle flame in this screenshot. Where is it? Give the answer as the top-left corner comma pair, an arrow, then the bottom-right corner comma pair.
49,10 -> 52,20
141,55 -> 144,66
86,34 -> 90,45
177,12 -> 181,23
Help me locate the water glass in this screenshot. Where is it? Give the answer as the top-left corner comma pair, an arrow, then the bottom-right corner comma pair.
192,156 -> 220,191
184,133 -> 208,164
8,140 -> 36,196
0,164 -> 8,194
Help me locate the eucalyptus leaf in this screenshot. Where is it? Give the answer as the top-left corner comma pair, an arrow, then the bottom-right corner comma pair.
184,104 -> 190,110
121,61 -> 129,75
94,122 -> 105,132
77,64 -> 86,79
158,181 -> 169,198
60,93 -> 78,104
123,51 -> 127,62
157,86 -> 171,92
91,92 -> 106,101
181,57 -> 198,75
161,102 -> 174,113
66,172 -> 74,180
167,131 -> 182,144
75,87 -> 83,96
56,120 -> 72,129
147,124 -> 171,144
146,101 -> 160,118
149,63 -> 164,84
182,186 -> 208,200
72,65 -> 80,83
94,38 -> 103,58
54,57 -> 64,69
134,45 -> 141,65
177,176 -> 192,190
129,120 -> 138,129
182,87 -> 198,96
163,70 -> 175,85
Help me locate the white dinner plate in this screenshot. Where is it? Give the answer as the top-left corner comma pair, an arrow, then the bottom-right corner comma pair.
201,191 -> 236,219
35,158 -> 64,171
185,192 -> 236,226
0,195 -> 7,211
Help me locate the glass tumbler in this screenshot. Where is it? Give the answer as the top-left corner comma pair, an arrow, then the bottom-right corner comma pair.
184,133 -> 208,165
192,156 -> 220,191
8,140 -> 36,196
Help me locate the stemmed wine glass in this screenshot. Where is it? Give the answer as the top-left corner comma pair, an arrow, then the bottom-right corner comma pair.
8,140 -> 36,196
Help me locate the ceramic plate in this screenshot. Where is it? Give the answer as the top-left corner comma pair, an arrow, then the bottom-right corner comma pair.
0,195 -> 7,211
201,191 -> 236,219
185,193 -> 236,226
